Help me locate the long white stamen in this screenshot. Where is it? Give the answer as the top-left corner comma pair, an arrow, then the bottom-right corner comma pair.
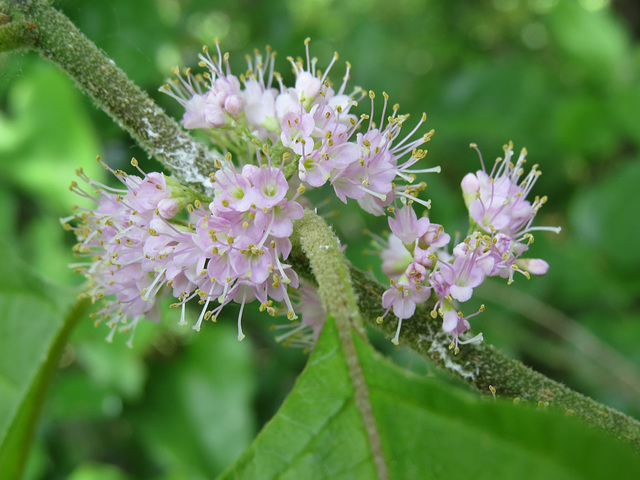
193,284 -> 215,332
178,302 -> 188,326
396,191 -> 431,209
401,166 -> 441,175
105,322 -> 118,343
125,316 -> 141,348
274,323 -> 306,343
459,332 -> 484,345
359,185 -> 387,201
320,52 -> 339,85
392,113 -> 427,151
391,318 -> 403,345
141,268 -> 167,302
522,225 -> 562,235
237,291 -> 247,341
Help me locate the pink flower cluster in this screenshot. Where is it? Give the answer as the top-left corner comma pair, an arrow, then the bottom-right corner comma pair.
66,41 -> 558,349
65,162 -> 189,342
66,157 -> 304,345
377,142 -> 560,349
162,39 -> 438,216
68,42 -> 443,346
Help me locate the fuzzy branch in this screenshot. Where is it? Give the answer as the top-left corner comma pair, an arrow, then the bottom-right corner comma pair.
0,0 -> 221,192
3,0 -> 639,456
289,241 -> 640,453
293,210 -> 388,480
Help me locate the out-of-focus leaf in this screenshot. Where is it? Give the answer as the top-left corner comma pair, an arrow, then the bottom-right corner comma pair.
218,316 -> 640,479
611,87 -> 640,143
548,2 -> 630,81
569,158 -> 640,276
128,323 -> 257,478
0,61 -> 101,213
68,462 -> 133,480
0,184 -> 16,240
543,238 -> 635,311
0,239 -> 85,479
551,94 -> 618,157
59,0 -> 173,86
48,335 -> 150,422
22,214 -> 80,285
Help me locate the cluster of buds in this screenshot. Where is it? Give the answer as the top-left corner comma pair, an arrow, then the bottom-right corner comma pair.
65,40 -> 558,348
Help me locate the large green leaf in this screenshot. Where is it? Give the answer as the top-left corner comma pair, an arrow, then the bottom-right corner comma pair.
218,317 -> 640,479
0,241 -> 85,479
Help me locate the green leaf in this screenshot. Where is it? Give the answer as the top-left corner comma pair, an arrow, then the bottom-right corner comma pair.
218,317 -> 640,479
0,240 -> 86,479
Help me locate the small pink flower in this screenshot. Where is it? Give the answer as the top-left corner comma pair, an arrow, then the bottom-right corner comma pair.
382,281 -> 431,320
388,205 -> 430,245
280,111 -> 315,155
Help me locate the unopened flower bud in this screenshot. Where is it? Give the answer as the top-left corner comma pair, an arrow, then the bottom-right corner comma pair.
461,172 -> 479,209
515,258 -> 549,276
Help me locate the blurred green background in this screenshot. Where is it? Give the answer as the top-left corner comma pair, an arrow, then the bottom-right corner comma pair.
2,0 -> 640,478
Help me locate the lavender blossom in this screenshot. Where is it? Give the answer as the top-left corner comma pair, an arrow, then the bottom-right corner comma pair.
65,155 -> 304,344
377,143 -> 559,347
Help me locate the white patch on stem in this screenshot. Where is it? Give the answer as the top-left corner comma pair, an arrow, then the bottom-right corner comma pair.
426,335 -> 478,380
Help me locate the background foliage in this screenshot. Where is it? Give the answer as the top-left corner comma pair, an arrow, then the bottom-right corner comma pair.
1,0 -> 640,477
